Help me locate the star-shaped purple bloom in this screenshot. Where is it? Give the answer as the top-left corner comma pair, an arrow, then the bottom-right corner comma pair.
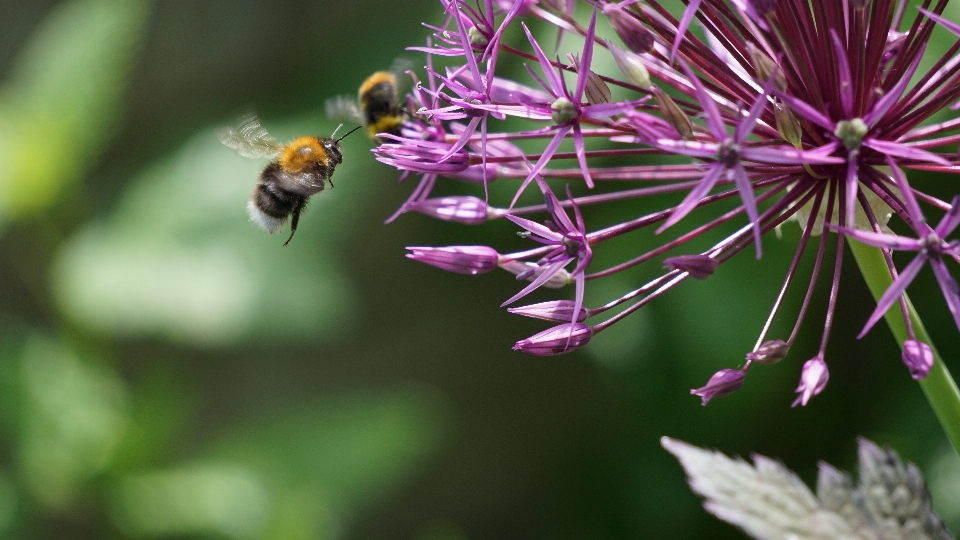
502,177 -> 592,332
837,161 -> 960,337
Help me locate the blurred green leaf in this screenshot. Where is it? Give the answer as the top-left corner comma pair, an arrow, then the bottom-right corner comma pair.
108,385 -> 451,540
12,335 -> 129,510
0,0 -> 150,218
52,122 -> 370,346
110,463 -> 270,539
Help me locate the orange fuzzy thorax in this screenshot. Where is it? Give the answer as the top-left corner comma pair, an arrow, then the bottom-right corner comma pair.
278,136 -> 326,172
358,71 -> 396,98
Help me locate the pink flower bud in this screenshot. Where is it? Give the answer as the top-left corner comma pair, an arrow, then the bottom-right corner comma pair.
408,196 -> 489,225
406,246 -> 500,275
691,368 -> 745,405
746,339 -> 789,364
513,323 -> 592,355
902,339 -> 933,380
664,254 -> 719,280
792,356 -> 829,407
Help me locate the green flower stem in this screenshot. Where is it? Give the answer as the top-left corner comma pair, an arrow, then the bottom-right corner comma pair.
849,240 -> 960,455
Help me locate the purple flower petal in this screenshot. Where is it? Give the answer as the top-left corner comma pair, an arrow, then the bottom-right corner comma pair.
732,164 -> 762,258
830,30 -> 854,117
657,165 -> 725,233
858,255 -> 926,338
573,8 -> 598,103
671,0 -> 703,61
572,124 -> 594,189
930,257 -> 960,332
522,22 -> 564,96
507,300 -> 589,322
677,58 -> 726,139
935,195 -> 960,238
864,139 -> 952,167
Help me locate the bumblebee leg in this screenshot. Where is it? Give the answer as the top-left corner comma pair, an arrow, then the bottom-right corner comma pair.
283,197 -> 307,247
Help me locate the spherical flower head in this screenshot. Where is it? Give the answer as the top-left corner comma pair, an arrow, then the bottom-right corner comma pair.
793,356 -> 829,407
902,340 -> 933,380
406,245 -> 500,275
382,0 -> 960,405
513,323 -> 592,355
691,368 -> 746,406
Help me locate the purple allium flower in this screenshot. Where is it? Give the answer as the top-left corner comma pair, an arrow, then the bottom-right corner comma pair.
380,0 -> 960,405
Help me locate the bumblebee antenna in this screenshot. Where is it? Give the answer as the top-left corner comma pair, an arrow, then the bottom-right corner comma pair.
336,125 -> 363,142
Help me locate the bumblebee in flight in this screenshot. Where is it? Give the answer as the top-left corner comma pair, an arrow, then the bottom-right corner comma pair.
220,114 -> 360,246
327,68 -> 407,142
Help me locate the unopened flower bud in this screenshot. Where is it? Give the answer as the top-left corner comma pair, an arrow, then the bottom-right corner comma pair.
834,118 -> 868,151
691,368 -> 745,406
750,0 -> 777,16
792,355 -> 829,407
602,2 -> 655,54
408,196 -> 489,224
468,25 -> 489,48
608,42 -> 652,90
746,43 -> 786,92
902,339 -> 933,379
568,54 -> 611,106
882,30 -> 908,69
508,300 -> 589,323
746,339 -> 789,364
406,245 -> 500,275
653,86 -> 694,140
513,323 -> 592,355
664,254 -> 719,280
551,97 -> 578,124
774,98 -> 803,149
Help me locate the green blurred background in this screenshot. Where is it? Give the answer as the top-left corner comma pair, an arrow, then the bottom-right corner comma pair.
0,0 -> 957,538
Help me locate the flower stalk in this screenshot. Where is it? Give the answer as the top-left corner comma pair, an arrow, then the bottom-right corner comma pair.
849,239 -> 960,455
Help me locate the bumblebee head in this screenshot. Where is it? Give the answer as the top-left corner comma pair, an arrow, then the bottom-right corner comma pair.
325,124 -> 362,165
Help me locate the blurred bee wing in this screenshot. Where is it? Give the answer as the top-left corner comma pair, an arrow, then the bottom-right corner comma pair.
219,113 -> 282,159
325,95 -> 361,123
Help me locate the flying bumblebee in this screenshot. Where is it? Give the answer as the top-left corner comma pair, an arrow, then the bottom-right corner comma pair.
219,114 -> 360,246
326,66 -> 408,142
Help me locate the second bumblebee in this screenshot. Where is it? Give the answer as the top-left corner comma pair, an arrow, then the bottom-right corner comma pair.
327,68 -> 407,142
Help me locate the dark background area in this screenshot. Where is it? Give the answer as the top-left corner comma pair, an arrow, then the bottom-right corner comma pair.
0,0 -> 957,539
